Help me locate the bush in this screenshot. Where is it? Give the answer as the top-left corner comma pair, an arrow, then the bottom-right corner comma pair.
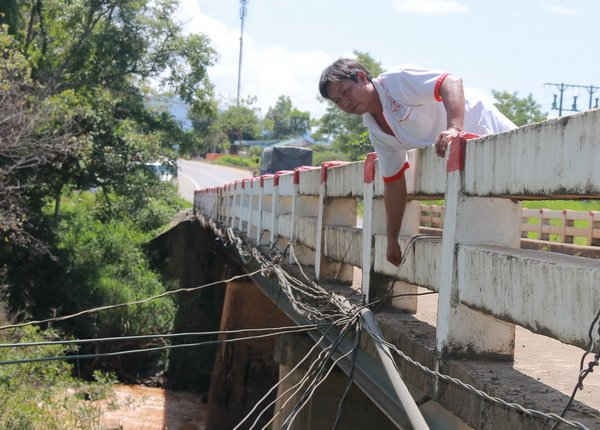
0,326 -> 114,430
3,191 -> 177,381
56,194 -> 175,341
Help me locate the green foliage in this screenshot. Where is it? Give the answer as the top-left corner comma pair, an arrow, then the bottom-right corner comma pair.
216,104 -> 261,142
3,187 -> 182,380
354,50 -> 385,77
1,0 -> 217,255
0,326 -> 114,429
492,90 -> 547,126
248,145 -> 264,159
521,200 -> 600,211
212,155 -> 258,170
311,144 -> 351,166
264,95 -> 310,139
55,191 -> 176,337
316,50 -> 383,161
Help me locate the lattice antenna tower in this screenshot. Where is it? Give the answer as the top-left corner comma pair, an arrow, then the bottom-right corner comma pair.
236,0 -> 248,107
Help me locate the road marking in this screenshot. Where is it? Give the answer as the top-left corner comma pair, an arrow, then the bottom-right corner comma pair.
178,172 -> 200,189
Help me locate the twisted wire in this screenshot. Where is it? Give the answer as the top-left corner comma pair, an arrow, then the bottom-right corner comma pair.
204,216 -> 592,430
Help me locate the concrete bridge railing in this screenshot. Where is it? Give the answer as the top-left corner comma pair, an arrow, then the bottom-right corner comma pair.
195,109 -> 600,360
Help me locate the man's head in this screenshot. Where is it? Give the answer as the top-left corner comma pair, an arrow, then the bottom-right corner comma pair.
318,58 -> 377,115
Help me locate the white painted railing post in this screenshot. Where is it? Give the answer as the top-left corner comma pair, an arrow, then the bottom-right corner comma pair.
290,169 -> 300,264
362,153 -> 377,302
217,186 -> 222,223
232,180 -> 240,229
246,179 -> 254,237
226,184 -> 231,225
226,183 -> 234,227
271,173 -> 281,246
257,176 -> 265,243
210,187 -> 217,220
314,165 -> 328,281
436,137 -> 518,358
237,179 -> 247,232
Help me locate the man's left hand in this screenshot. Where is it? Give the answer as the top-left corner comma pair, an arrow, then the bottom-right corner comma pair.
435,127 -> 462,158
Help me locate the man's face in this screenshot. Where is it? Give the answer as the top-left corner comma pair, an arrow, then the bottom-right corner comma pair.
327,76 -> 373,115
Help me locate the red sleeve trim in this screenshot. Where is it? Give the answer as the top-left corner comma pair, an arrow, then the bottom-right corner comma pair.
383,162 -> 410,183
434,73 -> 449,102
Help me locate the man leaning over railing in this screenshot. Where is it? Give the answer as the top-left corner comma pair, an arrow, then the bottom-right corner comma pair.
318,58 -> 516,265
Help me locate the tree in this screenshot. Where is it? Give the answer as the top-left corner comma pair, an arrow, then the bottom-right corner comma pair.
0,1 -> 214,378
264,95 -> 310,139
0,28 -> 76,253
0,0 -> 217,223
216,104 -> 261,143
492,90 -> 547,126
316,50 -> 384,160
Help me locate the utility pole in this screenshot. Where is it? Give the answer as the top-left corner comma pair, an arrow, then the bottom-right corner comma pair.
545,82 -> 600,117
236,0 -> 248,107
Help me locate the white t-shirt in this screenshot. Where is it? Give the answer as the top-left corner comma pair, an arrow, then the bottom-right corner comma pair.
362,67 -> 516,181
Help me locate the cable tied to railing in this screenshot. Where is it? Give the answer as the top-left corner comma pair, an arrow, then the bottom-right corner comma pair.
201,215 -> 592,430
553,307 -> 600,429
363,325 -> 590,430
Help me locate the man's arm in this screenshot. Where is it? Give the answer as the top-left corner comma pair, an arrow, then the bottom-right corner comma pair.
384,175 -> 407,266
435,74 -> 465,157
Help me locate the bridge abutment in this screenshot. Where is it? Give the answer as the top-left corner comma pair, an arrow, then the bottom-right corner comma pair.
205,279 -> 291,430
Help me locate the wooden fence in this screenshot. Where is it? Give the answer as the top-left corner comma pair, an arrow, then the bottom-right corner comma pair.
419,204 -> 600,246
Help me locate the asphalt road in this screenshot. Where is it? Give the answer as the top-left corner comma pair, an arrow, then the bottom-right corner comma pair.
177,159 -> 252,202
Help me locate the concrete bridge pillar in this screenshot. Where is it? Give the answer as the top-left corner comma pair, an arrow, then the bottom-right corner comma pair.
205,279 -> 292,430
272,333 -> 398,430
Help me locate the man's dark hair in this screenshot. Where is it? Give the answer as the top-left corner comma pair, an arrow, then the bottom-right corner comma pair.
318,58 -> 373,99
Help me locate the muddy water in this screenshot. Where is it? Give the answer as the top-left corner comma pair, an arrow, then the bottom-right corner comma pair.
99,385 -> 207,430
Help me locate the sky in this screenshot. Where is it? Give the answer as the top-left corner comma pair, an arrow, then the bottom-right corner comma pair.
176,0 -> 600,121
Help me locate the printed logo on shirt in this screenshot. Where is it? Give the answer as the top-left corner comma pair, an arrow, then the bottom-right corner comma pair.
388,97 -> 412,122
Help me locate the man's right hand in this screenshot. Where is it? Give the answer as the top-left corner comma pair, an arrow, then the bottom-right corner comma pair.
387,239 -> 402,266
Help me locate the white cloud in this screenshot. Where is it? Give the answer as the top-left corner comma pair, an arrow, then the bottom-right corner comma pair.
175,0 -> 332,119
540,2 -> 579,16
393,0 -> 470,15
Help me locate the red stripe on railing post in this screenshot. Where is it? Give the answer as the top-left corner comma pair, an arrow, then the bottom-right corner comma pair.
447,132 -> 479,173
293,165 -> 318,184
274,170 -> 293,186
260,174 -> 274,187
364,152 -> 377,183
320,161 -> 349,183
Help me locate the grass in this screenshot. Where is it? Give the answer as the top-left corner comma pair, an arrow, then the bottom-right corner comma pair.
211,155 -> 258,171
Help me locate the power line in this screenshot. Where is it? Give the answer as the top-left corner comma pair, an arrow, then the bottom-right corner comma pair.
545,82 -> 600,116
0,323 -> 323,349
0,325 -> 320,366
0,269 -> 265,331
